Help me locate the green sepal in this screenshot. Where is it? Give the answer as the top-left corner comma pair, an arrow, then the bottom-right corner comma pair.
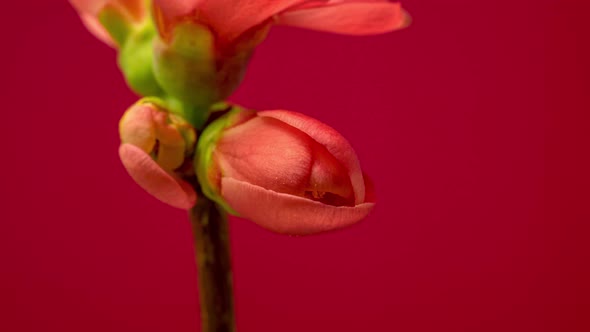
152,22 -> 218,121
118,22 -> 164,97
98,6 -> 132,47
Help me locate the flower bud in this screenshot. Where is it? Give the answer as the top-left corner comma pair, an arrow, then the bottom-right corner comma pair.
118,101 -> 197,209
196,108 -> 375,235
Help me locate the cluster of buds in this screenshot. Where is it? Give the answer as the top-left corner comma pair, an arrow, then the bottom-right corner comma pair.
70,0 -> 408,235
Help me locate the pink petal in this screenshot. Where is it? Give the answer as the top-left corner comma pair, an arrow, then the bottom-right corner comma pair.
198,0 -> 308,42
119,104 -> 157,152
216,116 -> 314,196
69,0 -> 110,15
119,144 -> 196,209
153,0 -> 202,18
277,1 -> 407,35
221,177 -> 374,235
258,110 -> 365,204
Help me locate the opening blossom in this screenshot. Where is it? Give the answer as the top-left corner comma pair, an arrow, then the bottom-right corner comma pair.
69,0 -> 408,235
153,0 -> 408,45
72,1 -> 408,47
196,108 -> 375,235
70,0 -> 408,117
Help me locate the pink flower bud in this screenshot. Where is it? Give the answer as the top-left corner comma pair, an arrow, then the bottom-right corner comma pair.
118,102 -> 197,209
196,108 -> 375,235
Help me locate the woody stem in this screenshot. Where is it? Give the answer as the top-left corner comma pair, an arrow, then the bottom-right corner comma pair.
189,196 -> 236,332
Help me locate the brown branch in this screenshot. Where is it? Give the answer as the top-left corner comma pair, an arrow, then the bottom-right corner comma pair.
189,197 -> 236,332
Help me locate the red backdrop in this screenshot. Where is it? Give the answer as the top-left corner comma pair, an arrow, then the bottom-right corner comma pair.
1,1 -> 588,331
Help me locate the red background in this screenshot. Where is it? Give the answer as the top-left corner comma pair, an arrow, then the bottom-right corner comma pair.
1,1 -> 588,331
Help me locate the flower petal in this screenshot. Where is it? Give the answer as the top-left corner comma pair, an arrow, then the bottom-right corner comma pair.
152,0 -> 202,18
258,110 -> 365,204
69,0 -> 110,15
119,103 -> 157,152
277,1 -> 407,35
119,143 -> 196,209
221,177 -> 374,235
198,0 -> 308,42
216,116 -> 314,196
